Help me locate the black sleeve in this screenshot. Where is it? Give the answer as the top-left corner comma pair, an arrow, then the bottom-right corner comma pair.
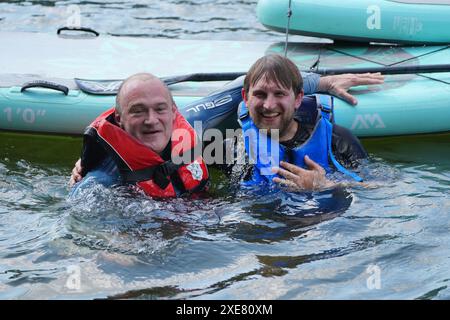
80,128 -> 108,176
331,124 -> 368,168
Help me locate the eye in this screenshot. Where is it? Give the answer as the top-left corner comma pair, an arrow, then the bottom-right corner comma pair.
253,92 -> 266,99
156,104 -> 168,113
130,107 -> 145,114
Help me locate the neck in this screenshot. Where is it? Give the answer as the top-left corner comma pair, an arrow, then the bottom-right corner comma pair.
279,119 -> 298,142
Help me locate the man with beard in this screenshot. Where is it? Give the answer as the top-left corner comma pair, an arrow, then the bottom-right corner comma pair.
238,54 -> 368,190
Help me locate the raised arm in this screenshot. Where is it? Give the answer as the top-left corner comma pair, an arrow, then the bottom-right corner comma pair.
317,72 -> 384,105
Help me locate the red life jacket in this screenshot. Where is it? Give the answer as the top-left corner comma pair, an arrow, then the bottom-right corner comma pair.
82,107 -> 209,198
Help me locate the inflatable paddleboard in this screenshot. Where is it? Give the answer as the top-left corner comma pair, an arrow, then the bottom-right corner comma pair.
257,0 -> 450,44
0,31 -> 268,135
1,31 -> 449,137
267,41 -> 450,137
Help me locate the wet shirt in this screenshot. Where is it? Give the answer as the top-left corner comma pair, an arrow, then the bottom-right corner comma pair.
282,119 -> 367,168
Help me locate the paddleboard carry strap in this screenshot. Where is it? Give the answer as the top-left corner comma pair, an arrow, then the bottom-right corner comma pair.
21,80 -> 69,95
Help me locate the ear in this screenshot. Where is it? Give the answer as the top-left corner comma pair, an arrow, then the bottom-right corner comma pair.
171,102 -> 178,121
241,88 -> 248,103
114,108 -> 122,127
294,89 -> 304,110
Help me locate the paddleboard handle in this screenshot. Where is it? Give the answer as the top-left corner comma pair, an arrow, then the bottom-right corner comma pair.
21,81 -> 69,96
57,27 -> 99,37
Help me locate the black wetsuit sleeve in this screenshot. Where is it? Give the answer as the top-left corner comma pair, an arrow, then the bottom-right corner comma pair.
331,124 -> 368,168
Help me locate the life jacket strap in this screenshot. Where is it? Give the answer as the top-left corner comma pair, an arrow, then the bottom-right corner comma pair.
121,161 -> 181,190
317,94 -> 333,122
238,101 -> 250,124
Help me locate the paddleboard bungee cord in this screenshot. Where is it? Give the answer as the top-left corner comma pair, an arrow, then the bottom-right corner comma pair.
284,0 -> 293,57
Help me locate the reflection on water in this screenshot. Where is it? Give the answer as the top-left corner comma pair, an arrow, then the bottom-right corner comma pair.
66,174 -> 354,255
1,131 -> 449,299
60,174 -> 358,299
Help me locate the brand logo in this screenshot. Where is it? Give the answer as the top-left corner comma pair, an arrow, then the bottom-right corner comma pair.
351,114 -> 386,130
186,95 -> 233,113
187,161 -> 203,181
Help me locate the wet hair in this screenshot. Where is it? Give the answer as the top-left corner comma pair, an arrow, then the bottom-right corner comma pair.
243,54 -> 303,96
115,73 -> 174,114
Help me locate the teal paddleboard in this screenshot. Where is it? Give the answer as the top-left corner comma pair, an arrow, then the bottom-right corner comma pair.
257,0 -> 450,44
266,41 -> 450,137
1,31 -> 449,137
0,31 -> 267,135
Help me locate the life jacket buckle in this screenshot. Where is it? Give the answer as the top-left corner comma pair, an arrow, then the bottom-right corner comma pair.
158,161 -> 179,177
320,103 -> 332,113
238,101 -> 250,121
239,111 -> 249,121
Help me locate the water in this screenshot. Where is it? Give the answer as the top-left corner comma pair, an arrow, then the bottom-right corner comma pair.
1,1 -> 450,300
0,0 -> 283,41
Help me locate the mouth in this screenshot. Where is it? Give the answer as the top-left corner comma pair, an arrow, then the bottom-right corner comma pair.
261,112 -> 280,119
142,129 -> 162,136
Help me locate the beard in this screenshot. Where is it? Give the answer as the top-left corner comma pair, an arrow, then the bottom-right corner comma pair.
253,112 -> 296,141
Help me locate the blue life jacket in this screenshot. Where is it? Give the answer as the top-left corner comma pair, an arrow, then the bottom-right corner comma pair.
238,94 -> 363,185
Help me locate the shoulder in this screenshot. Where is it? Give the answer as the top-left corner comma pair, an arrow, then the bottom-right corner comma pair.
332,124 -> 358,142
331,124 -> 368,164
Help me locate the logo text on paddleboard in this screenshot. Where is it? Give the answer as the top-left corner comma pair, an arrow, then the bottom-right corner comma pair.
186,95 -> 233,113
351,114 -> 386,130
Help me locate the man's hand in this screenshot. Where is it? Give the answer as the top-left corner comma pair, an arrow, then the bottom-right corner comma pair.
318,72 -> 384,105
272,156 -> 334,191
69,158 -> 83,187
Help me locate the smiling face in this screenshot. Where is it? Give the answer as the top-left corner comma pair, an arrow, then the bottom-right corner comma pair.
115,75 -> 176,155
243,76 -> 303,141
243,55 -> 304,141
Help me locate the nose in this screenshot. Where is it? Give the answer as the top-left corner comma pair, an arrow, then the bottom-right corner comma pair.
144,109 -> 159,125
263,93 -> 277,110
